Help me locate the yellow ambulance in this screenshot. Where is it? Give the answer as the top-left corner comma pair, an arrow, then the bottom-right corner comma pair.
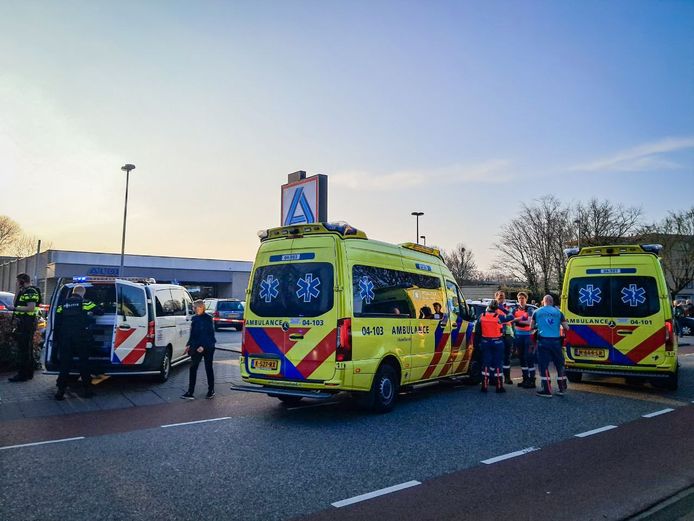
238,222 -> 478,411
561,244 -> 679,390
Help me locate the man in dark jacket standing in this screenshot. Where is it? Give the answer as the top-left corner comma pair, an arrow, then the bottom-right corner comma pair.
181,300 -> 217,400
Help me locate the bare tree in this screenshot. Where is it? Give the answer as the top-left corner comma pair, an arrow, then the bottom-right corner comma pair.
640,207 -> 694,298
0,216 -> 21,254
495,195 -> 571,295
12,234 -> 50,259
574,198 -> 643,246
442,243 -> 479,286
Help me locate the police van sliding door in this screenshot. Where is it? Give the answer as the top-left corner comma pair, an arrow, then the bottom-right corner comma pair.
112,281 -> 149,365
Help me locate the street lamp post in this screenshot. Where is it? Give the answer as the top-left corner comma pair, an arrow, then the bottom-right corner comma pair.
573,218 -> 581,250
411,212 -> 424,244
120,164 -> 136,276
420,235 -> 427,247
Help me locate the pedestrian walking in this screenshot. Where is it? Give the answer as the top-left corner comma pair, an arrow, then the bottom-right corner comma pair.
181,300 -> 216,400
474,300 -> 516,393
54,284 -> 101,400
8,273 -> 41,382
510,292 -> 536,388
531,295 -> 570,398
494,290 -> 514,385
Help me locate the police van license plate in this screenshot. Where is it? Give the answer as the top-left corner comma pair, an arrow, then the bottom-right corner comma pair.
573,348 -> 606,360
251,358 -> 279,372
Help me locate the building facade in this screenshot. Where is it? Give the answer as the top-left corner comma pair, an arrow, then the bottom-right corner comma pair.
0,250 -> 252,301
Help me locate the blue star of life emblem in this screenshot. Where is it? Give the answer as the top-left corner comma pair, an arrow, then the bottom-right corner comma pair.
296,273 -> 321,303
578,284 -> 602,307
358,276 -> 375,304
259,275 -> 279,303
621,284 -> 646,307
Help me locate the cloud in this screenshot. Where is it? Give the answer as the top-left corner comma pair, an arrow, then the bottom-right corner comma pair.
569,136 -> 694,173
331,159 -> 512,191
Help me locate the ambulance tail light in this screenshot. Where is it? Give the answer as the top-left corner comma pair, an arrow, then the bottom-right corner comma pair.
336,318 -> 352,362
665,320 -> 674,351
241,321 -> 248,356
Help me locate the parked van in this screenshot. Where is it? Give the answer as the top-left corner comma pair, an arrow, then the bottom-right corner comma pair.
237,222 -> 478,411
44,277 -> 194,382
561,244 -> 678,389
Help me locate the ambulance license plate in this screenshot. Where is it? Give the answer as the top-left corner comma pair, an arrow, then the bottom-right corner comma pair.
251,358 -> 279,371
574,348 -> 606,359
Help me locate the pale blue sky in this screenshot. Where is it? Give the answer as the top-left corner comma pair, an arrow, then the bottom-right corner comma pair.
1,0 -> 692,269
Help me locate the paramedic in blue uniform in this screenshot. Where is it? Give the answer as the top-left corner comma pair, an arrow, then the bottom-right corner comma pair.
474,300 -> 517,393
181,299 -> 217,400
494,291 -> 515,385
510,292 -> 536,388
531,295 -> 570,398
8,273 -> 41,382
54,284 -> 101,400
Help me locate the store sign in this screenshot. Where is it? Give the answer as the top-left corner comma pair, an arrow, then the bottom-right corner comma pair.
87,267 -> 119,276
281,174 -> 327,226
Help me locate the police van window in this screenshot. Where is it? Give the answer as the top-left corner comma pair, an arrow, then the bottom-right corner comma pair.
66,284 -> 117,315
118,285 -> 146,318
250,263 -> 334,318
352,265 -> 410,318
155,290 -> 176,317
568,276 -> 660,318
170,289 -> 188,316
179,291 -> 194,315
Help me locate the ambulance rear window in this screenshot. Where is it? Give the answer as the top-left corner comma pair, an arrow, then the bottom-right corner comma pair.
250,263 -> 334,318
568,276 -> 660,318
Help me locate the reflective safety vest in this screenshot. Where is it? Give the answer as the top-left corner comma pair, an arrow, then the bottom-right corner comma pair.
13,286 -> 41,317
513,306 -> 531,332
480,312 -> 503,339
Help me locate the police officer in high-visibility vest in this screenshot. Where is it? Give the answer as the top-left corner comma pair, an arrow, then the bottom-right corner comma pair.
54,285 -> 101,400
510,292 -> 536,388
474,300 -> 516,393
531,294 -> 570,398
8,273 -> 41,382
494,291 -> 515,385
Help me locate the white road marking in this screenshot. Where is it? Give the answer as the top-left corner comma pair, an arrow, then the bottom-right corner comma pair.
481,447 -> 540,465
0,436 -> 85,451
574,425 -> 618,438
161,417 -> 231,428
642,408 -> 675,418
332,480 -> 421,508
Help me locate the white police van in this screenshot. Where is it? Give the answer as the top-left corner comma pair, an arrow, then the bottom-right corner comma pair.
44,277 -> 194,382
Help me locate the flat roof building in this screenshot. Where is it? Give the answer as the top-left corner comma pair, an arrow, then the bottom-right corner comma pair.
0,250 -> 252,301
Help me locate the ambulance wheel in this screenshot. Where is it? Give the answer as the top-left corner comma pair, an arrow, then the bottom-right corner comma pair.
364,363 -> 399,413
567,372 -> 583,383
276,395 -> 303,405
156,348 -> 172,383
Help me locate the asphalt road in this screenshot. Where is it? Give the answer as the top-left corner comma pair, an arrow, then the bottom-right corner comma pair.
1,348 -> 693,521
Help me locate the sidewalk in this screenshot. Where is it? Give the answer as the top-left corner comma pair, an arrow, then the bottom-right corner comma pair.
0,343 -> 241,421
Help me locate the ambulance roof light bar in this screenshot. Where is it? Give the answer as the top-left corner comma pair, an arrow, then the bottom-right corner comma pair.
567,244 -> 664,258
401,242 -> 443,259
71,276 -> 157,284
640,244 -> 663,255
260,222 -> 368,241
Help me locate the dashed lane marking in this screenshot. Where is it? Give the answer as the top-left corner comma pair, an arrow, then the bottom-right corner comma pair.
0,436 -> 85,451
161,417 -> 231,428
481,447 -> 540,465
332,480 -> 421,508
642,408 -> 675,418
574,425 -> 618,438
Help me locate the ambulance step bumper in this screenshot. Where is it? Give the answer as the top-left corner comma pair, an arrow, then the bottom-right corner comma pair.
566,368 -> 672,378
229,383 -> 335,400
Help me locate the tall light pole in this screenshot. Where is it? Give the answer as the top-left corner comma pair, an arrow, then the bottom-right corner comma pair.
411,212 -> 424,244
120,164 -> 136,276
420,235 -> 427,247
573,218 -> 581,250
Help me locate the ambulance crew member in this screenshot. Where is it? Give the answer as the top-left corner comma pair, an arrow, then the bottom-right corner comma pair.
8,274 -> 40,383
531,295 -> 570,398
181,300 -> 217,400
474,300 -> 516,393
494,291 -> 514,385
54,285 -> 101,400
511,292 -> 536,389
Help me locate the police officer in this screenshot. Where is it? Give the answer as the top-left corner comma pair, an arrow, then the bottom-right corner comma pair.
494,291 -> 514,385
474,300 -> 516,393
54,285 -> 100,400
531,295 -> 570,398
8,273 -> 41,382
510,292 -> 536,388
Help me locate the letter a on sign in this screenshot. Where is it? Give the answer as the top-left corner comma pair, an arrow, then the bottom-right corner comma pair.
281,176 -> 323,226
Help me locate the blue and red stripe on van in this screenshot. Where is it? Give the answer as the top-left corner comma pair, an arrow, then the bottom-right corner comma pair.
243,327 -> 337,380
566,325 -> 666,365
